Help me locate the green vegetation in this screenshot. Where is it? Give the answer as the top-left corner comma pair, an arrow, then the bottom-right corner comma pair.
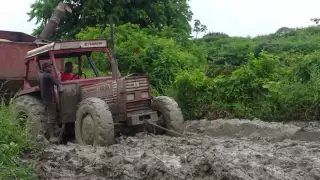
74,24 -> 320,122
178,26 -> 320,121
29,1 -> 320,122
0,105 -> 36,179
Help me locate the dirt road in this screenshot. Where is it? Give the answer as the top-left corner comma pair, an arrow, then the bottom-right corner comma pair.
37,119 -> 320,180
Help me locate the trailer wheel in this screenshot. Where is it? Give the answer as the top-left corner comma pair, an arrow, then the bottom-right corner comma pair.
13,95 -> 45,138
75,97 -> 114,146
151,96 -> 184,136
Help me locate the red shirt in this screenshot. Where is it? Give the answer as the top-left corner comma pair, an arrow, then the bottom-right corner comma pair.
61,72 -> 80,81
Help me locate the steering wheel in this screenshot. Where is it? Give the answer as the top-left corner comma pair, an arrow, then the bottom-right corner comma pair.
71,72 -> 87,80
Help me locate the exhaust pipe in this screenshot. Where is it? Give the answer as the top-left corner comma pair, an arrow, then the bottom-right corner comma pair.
35,2 -> 72,43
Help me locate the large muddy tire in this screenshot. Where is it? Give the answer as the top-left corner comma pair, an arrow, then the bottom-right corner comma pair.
13,95 -> 45,138
151,96 -> 184,136
75,97 -> 114,146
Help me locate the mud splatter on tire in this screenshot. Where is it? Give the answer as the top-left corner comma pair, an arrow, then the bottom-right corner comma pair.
151,96 -> 184,136
13,95 -> 45,138
75,97 -> 114,146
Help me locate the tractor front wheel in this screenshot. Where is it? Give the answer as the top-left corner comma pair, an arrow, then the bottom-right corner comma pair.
75,97 -> 114,146
151,96 -> 184,136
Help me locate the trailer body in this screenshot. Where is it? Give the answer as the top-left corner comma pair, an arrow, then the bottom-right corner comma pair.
0,30 -> 62,96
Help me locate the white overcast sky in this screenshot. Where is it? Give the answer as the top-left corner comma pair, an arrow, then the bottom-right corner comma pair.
0,0 -> 319,37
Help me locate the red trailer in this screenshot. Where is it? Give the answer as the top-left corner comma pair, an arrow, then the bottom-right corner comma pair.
0,30 -> 63,98
0,2 -> 71,99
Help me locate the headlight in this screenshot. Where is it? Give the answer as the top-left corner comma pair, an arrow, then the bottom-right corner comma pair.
141,92 -> 149,99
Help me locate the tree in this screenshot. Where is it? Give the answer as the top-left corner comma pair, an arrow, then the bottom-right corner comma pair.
193,19 -> 207,38
275,27 -> 296,36
28,0 -> 193,40
311,18 -> 320,24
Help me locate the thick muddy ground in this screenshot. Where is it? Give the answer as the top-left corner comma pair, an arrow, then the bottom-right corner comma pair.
37,119 -> 320,180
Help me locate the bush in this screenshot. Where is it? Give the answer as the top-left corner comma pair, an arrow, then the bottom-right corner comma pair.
170,70 -> 214,119
0,105 -> 36,179
172,53 -> 285,120
263,51 -> 320,121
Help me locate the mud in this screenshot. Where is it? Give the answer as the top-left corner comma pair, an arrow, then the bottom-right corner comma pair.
37,119 -> 320,180
185,119 -> 320,142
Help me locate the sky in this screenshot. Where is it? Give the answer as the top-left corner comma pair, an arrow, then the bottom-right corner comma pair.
0,0 -> 319,37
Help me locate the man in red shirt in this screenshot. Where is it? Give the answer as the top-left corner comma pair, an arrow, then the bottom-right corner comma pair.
61,62 -> 81,81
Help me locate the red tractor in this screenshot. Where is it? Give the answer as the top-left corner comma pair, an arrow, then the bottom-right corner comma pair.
13,38 -> 184,146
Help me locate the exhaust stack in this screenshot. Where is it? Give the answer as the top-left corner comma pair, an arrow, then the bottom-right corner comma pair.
35,2 -> 72,43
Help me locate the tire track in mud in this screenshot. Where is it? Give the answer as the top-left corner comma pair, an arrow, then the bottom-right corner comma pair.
37,119 -> 320,180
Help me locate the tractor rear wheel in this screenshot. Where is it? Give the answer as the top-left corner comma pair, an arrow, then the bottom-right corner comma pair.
75,97 -> 114,146
151,96 -> 184,136
13,95 -> 45,138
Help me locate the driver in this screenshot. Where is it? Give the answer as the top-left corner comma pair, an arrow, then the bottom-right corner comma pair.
60,62 -> 81,81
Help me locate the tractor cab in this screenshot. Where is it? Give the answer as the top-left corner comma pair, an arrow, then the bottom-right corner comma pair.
23,39 -> 119,84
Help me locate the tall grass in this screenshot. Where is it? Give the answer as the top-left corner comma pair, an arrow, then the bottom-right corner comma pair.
0,104 -> 37,179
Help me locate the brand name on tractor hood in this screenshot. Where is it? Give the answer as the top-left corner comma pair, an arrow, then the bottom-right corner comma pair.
84,41 -> 103,46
